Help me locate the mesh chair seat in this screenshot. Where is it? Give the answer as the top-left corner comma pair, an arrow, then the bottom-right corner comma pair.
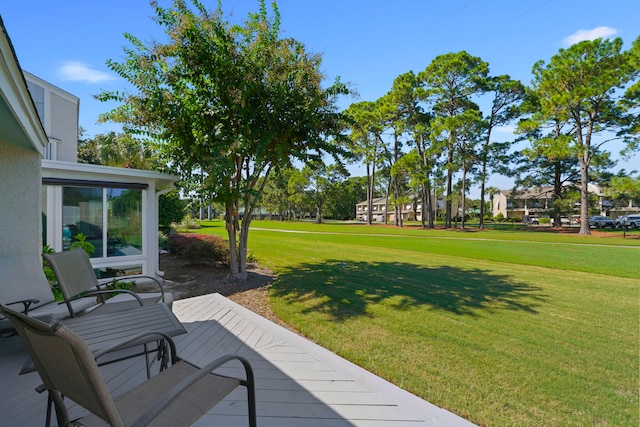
44,249 -> 173,317
0,305 -> 256,427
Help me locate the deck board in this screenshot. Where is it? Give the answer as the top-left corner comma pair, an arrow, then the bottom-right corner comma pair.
0,293 -> 475,426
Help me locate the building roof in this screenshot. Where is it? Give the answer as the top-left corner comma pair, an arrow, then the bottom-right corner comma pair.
500,187 -> 555,199
0,16 -> 48,154
356,197 -> 387,206
42,159 -> 179,188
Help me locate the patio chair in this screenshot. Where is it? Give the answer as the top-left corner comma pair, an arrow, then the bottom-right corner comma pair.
0,254 -> 96,334
0,305 -> 257,427
44,249 -> 173,317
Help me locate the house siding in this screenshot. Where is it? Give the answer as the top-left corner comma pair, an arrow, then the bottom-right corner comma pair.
0,143 -> 41,256
49,91 -> 78,162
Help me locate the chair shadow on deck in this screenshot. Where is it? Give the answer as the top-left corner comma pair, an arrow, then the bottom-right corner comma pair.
0,295 -> 364,427
270,260 -> 549,320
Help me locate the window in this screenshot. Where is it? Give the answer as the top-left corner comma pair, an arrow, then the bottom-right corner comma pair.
26,80 -> 44,122
63,187 -> 103,256
107,188 -> 142,257
62,187 -> 143,259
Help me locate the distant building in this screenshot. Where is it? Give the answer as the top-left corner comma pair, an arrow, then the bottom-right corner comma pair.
355,195 -> 445,222
492,184 -> 639,220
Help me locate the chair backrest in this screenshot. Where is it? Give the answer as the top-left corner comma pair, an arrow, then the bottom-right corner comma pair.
43,249 -> 101,301
0,305 -> 123,426
0,254 -> 55,309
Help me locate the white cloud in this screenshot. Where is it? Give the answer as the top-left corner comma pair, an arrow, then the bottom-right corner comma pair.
58,61 -> 115,83
563,26 -> 618,46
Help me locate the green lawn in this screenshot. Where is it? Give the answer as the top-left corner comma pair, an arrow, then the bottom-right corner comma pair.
195,220 -> 639,426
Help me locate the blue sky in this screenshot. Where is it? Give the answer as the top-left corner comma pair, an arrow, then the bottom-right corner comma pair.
2,0 -> 638,194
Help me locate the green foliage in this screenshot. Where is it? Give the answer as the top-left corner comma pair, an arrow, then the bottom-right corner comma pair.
99,0 -> 350,278
69,233 -> 95,256
604,174 -> 640,202
77,131 -> 159,169
104,279 -> 136,299
41,245 -> 62,300
530,37 -> 637,233
167,233 -> 230,265
174,217 -> 201,232
159,189 -> 187,228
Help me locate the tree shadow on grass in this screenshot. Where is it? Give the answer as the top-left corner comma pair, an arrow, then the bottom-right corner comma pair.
271,259 -> 548,320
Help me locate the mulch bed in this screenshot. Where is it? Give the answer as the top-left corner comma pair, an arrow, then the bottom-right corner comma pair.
159,253 -> 295,330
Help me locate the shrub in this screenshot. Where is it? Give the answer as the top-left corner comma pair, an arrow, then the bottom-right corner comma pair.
174,217 -> 202,232
159,189 -> 187,228
104,279 -> 136,299
158,229 -> 171,251
167,233 -> 230,265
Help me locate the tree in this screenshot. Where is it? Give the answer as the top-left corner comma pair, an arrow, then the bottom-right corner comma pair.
326,176 -> 367,220
78,131 -> 159,170
516,91 -> 580,228
344,101 -> 388,225
419,51 -> 488,228
261,167 -> 295,221
391,150 -> 428,223
288,162 -> 348,223
158,189 -> 187,229
452,111 -> 482,229
603,174 -> 640,209
99,0 -> 349,279
485,186 -> 500,219
531,37 -> 637,234
477,75 -> 525,228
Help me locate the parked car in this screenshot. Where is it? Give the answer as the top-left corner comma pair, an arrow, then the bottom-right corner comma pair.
620,214 -> 640,228
587,215 -> 615,228
615,215 -> 628,228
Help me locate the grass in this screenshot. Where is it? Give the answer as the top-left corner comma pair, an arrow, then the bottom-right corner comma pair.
194,220 -> 639,426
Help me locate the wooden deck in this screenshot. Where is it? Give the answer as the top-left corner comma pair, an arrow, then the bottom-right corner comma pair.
0,293 -> 475,426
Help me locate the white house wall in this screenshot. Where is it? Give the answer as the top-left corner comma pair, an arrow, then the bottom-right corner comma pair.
0,21 -> 48,258
23,71 -> 79,162
0,143 -> 42,256
49,91 -> 78,162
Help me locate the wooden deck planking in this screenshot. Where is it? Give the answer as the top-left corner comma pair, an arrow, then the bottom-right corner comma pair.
0,292 -> 475,426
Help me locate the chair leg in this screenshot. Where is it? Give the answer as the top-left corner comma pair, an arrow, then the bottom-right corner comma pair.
144,343 -> 151,379
49,390 -> 71,427
45,393 -> 52,427
248,384 -> 257,427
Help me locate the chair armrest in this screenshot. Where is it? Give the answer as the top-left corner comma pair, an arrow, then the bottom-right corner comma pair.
110,275 -> 168,303
131,355 -> 256,427
91,331 -> 179,364
68,289 -> 144,306
6,299 -> 40,314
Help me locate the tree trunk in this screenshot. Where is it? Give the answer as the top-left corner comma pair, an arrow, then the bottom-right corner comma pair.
425,179 -> 434,228
460,167 -> 467,230
552,160 -> 562,229
578,158 -> 590,235
366,163 -> 374,225
225,203 -> 240,278
445,139 -> 454,228
479,155 -> 488,229
577,117 -> 592,235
